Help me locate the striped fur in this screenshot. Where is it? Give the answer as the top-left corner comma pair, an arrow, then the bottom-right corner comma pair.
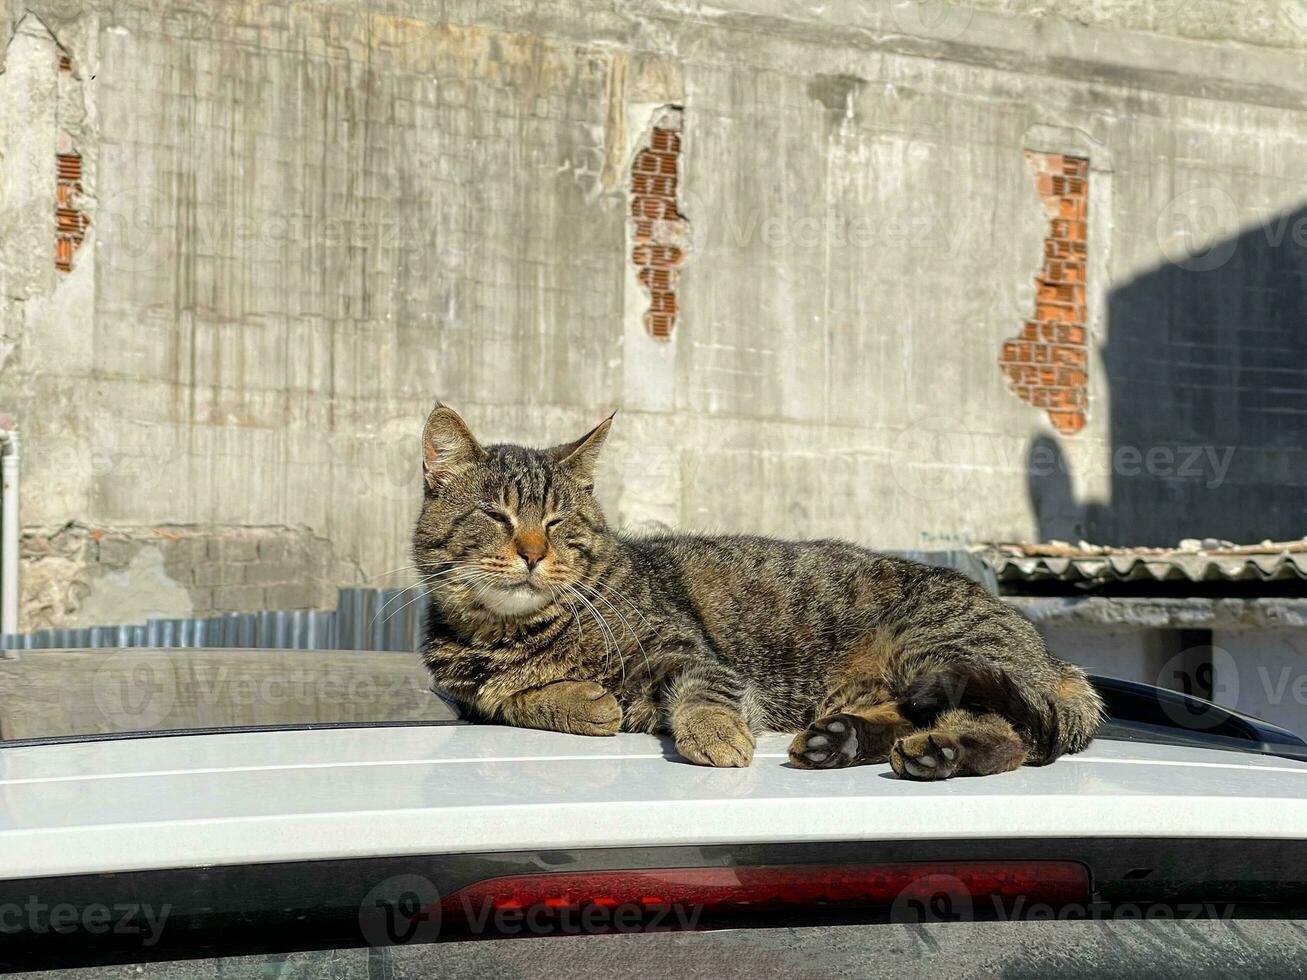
414,407 -> 1103,778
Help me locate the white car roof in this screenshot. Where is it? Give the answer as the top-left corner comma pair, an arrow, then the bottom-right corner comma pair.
3,725 -> 1307,882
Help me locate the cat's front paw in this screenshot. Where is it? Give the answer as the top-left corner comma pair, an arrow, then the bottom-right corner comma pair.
674,706 -> 755,768
890,731 -> 962,780
548,680 -> 623,736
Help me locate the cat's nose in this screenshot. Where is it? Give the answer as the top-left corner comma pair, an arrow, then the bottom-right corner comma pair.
516,534 -> 548,571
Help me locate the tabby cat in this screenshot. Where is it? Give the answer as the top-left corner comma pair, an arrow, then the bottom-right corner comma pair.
414,406 -> 1102,779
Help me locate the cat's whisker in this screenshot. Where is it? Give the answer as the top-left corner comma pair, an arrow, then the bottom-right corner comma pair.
578,576 -> 665,674
468,575 -> 504,608
369,563 -> 490,629
571,579 -> 652,679
562,584 -> 609,674
580,576 -> 663,651
550,584 -> 581,630
583,575 -> 653,624
365,558 -> 483,582
560,583 -> 607,673
565,583 -> 623,685
363,563 -> 429,582
375,568 -> 493,631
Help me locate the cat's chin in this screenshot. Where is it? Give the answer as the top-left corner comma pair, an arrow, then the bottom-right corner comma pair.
478,584 -> 554,619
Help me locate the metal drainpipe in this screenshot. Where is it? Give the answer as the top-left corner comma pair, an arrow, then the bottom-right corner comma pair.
0,427 -> 19,644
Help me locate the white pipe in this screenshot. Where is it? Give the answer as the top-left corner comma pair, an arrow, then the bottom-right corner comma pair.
0,428 -> 19,640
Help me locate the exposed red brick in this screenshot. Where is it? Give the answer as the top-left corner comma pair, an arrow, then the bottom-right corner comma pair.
54,153 -> 89,273
630,108 -> 687,340
998,152 -> 1090,435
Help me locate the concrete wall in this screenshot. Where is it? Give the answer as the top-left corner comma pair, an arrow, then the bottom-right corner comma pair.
2,0 -> 1307,627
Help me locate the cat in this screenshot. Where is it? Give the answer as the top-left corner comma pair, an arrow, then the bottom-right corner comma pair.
414,405 -> 1103,779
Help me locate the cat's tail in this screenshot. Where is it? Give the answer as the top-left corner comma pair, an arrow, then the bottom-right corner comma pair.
1040,663 -> 1105,764
895,661 -> 1104,765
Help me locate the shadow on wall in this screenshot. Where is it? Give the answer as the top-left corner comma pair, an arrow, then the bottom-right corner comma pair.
1027,435 -> 1095,543
1028,204 -> 1307,546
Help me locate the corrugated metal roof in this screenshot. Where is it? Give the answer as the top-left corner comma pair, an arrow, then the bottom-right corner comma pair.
980,539 -> 1307,585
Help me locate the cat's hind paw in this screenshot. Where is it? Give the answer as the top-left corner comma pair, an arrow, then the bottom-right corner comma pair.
788,714 -> 862,769
890,731 -> 963,780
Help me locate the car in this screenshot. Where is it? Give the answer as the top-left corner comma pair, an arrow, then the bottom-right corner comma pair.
3,649 -> 1307,977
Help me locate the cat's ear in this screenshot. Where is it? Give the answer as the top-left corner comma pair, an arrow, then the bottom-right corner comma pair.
551,412 -> 615,490
421,404 -> 484,491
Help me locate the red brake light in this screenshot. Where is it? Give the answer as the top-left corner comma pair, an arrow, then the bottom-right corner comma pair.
440,861 -> 1089,927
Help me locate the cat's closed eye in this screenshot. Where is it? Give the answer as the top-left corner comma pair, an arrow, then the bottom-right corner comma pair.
479,504 -> 513,527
